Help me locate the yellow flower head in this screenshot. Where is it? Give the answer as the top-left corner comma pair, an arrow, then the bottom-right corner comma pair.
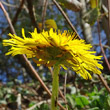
3,28 -> 103,79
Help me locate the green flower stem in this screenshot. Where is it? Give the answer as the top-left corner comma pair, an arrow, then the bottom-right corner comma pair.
51,63 -> 60,110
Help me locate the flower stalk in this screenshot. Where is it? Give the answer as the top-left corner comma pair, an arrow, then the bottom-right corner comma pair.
51,63 -> 60,110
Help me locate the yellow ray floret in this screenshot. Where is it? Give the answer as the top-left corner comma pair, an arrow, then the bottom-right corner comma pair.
3,28 -> 103,79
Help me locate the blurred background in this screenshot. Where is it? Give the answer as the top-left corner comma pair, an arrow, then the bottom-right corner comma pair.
0,0 -> 110,110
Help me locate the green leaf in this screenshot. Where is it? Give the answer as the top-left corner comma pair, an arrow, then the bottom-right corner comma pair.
66,94 -> 75,108
88,107 -> 100,110
5,94 -> 16,102
75,95 -> 89,108
107,95 -> 110,107
28,101 -> 36,107
38,104 -> 49,110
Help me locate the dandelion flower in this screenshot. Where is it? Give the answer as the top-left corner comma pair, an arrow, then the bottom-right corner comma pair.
3,28 -> 103,79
